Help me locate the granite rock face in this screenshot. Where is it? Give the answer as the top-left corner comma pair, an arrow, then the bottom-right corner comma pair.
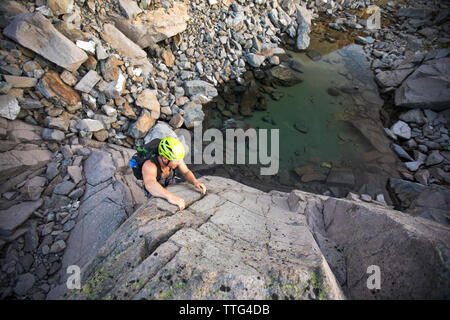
48,176 -> 449,300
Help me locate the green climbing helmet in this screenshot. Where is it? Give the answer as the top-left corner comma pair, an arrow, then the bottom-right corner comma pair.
158,137 -> 185,161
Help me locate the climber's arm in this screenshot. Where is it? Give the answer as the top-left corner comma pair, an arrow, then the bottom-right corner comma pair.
142,160 -> 185,210
177,161 -> 207,195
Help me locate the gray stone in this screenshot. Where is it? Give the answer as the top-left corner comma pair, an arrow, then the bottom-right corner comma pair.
399,109 -> 426,125
0,95 -> 20,120
184,80 -> 218,99
13,273 -> 35,296
390,120 -> 411,139
42,128 -> 65,142
63,220 -> 75,232
51,176 -> 450,300
426,150 -> 444,166
414,170 -> 430,185
326,168 -> 355,187
375,69 -> 414,87
104,72 -> 126,99
395,57 -> 450,111
67,166 -> 82,184
143,121 -> 178,144
3,13 -> 87,72
296,23 -> 310,50
20,99 -> 42,109
392,143 -> 414,161
50,240 -> 66,253
76,119 -> 104,132
46,162 -> 60,181
183,108 -> 205,129
109,2 -> 188,49
119,0 -> 142,19
404,161 -> 422,172
21,176 -> 46,200
83,149 -> 116,186
0,199 -> 43,236
45,117 -> 70,131
74,70 -> 101,93
53,181 -> 76,196
246,53 -> 266,67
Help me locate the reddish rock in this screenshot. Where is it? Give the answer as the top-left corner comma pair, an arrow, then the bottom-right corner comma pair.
162,49 -> 175,67
37,72 -> 80,106
127,110 -> 155,139
121,102 -> 137,120
135,89 -> 160,119
102,56 -> 121,82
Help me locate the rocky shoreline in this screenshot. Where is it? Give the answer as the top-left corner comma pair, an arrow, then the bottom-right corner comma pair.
0,0 -> 448,300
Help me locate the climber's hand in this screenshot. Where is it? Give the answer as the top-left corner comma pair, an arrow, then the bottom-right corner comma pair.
194,181 -> 207,195
168,194 -> 185,211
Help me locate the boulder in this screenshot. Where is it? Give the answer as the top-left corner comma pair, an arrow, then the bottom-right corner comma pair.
3,13 -> 88,72
267,65 -> 303,86
36,72 -> 81,106
127,110 -> 156,139
110,2 -> 189,49
118,0 -> 142,19
101,24 -> 148,67
0,148 -> 52,185
76,119 -> 104,132
47,0 -> 74,15
14,273 -> 35,296
0,199 -> 43,236
135,89 -> 160,119
54,146 -> 145,288
42,128 -> 65,142
183,108 -> 205,129
399,109 -> 426,125
289,188 -> 450,299
143,121 -> 178,144
74,70 -> 101,93
3,75 -> 37,88
50,176 -> 450,300
395,57 -> 450,111
375,69 -> 414,88
390,120 -> 411,139
184,80 -> 218,99
20,176 -> 46,200
246,53 -> 266,68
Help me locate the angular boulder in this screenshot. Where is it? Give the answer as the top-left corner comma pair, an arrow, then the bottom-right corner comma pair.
110,2 -> 189,49
184,80 -> 218,99
395,57 -> 450,111
3,13 -> 88,72
0,95 -> 20,120
101,24 -> 148,67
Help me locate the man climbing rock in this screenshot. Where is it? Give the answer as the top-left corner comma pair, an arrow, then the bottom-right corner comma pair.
129,137 -> 206,210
